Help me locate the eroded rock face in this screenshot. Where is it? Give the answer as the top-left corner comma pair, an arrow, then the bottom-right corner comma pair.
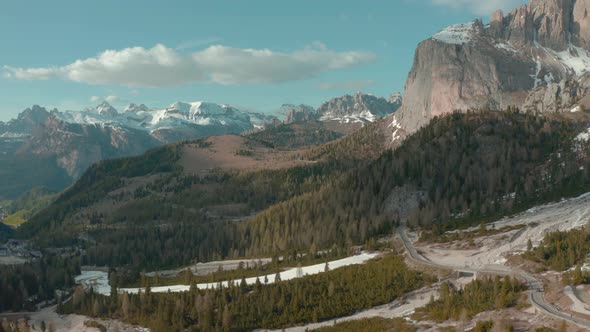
573,0 -> 590,50
282,104 -> 318,124
399,32 -> 534,133
23,115 -> 159,178
397,0 -> 590,134
0,105 -> 50,137
317,93 -> 401,124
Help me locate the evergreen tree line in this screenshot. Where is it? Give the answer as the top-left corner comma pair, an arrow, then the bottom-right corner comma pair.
63,255 -> 431,332
247,121 -> 344,150
525,226 -> 590,271
234,111 -> 590,255
0,255 -> 80,312
413,276 -> 526,322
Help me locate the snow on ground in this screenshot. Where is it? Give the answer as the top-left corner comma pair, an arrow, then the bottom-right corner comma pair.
80,253 -> 378,296
256,286 -> 439,332
432,22 -> 474,45
496,42 -> 517,53
551,45 -> 590,77
531,56 -> 543,88
0,256 -> 27,265
564,286 -> 590,316
418,193 -> 590,269
576,127 -> 590,142
319,113 -> 376,124
76,270 -> 111,295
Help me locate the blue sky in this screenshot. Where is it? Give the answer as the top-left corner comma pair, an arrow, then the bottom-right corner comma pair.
0,0 -> 525,121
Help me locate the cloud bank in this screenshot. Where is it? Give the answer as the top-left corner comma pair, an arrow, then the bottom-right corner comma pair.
431,0 -> 526,15
4,43 -> 376,87
90,95 -> 123,104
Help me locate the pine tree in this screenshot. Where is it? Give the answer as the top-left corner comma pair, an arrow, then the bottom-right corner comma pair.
222,305 -> 232,332
122,292 -> 130,318
184,268 -> 194,285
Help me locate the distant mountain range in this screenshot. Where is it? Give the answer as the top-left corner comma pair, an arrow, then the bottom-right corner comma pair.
0,93 -> 400,199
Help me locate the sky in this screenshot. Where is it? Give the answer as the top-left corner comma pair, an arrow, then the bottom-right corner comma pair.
0,0 -> 526,121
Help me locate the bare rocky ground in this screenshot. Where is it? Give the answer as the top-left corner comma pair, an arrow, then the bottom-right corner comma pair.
6,305 -> 149,332
407,193 -> 590,331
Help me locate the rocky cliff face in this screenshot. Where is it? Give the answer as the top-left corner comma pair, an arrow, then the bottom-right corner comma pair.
282,104 -> 318,124
317,93 -> 401,124
397,0 -> 590,135
0,105 -> 49,137
22,114 -> 160,178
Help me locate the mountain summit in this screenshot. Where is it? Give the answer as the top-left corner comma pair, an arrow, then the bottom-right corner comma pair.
396,0 -> 590,134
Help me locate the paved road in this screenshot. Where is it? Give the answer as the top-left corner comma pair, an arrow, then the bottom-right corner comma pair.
398,227 -> 590,329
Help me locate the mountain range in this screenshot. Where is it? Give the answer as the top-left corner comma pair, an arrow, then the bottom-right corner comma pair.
0,93 -> 400,199
7,1 -> 590,331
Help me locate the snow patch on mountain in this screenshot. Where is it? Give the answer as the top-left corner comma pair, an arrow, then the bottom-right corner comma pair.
550,44 -> 590,77
124,103 -> 150,113
432,22 -> 475,45
576,127 -> 590,142
495,42 -> 517,53
389,116 -> 402,143
53,101 -> 257,135
317,93 -> 401,124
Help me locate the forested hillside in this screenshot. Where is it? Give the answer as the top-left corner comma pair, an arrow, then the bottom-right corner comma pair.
232,110 -> 590,255
247,121 -> 344,149
63,255 -> 429,332
20,110 -> 590,270
17,122 -> 386,270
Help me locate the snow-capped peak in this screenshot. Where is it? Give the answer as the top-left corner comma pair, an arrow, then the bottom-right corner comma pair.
124,103 -> 150,113
95,101 -> 118,116
388,92 -> 402,106
166,102 -> 192,114
432,22 -> 475,45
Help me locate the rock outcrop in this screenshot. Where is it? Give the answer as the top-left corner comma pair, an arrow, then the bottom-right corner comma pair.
317,93 -> 401,124
397,0 -> 590,135
282,104 -> 318,124
0,105 -> 50,137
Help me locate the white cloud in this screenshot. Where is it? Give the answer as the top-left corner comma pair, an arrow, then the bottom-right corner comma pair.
3,43 -> 376,87
105,95 -> 122,103
89,95 -> 124,104
318,80 -> 374,91
431,0 -> 526,15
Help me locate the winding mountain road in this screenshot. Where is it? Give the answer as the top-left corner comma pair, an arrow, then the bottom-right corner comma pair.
398,227 -> 590,329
